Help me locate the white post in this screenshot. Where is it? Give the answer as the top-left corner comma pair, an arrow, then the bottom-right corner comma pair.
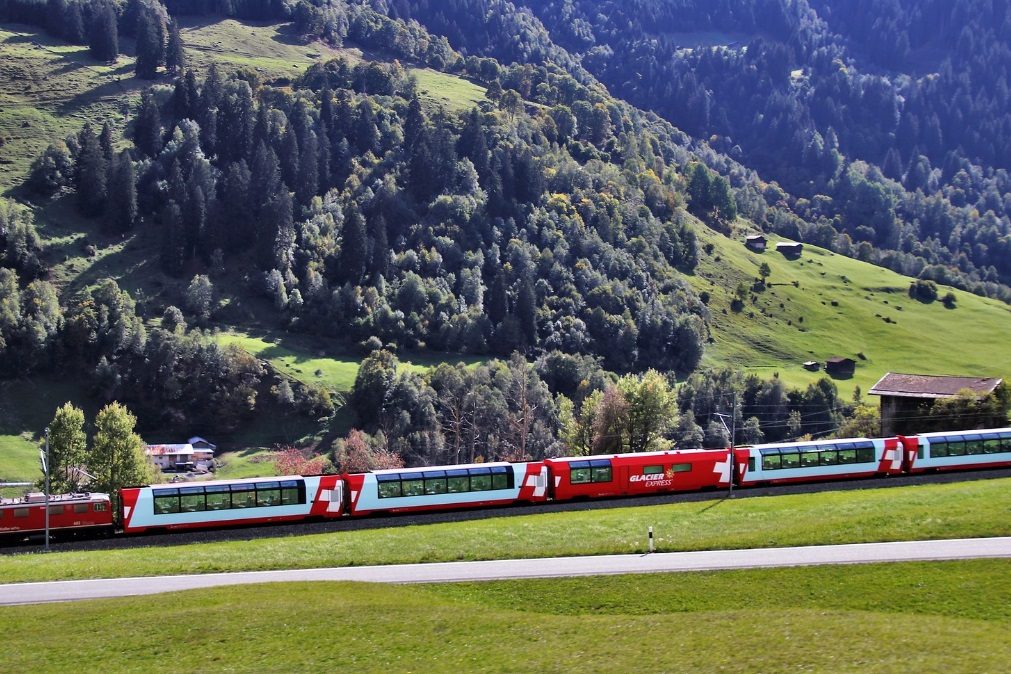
648,526 -> 654,553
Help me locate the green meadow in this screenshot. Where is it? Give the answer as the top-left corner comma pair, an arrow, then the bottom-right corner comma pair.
2,477 -> 1009,583
2,560 -> 1009,672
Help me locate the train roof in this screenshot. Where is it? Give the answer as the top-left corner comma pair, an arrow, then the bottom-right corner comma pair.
748,437 -> 878,450
546,448 -> 725,463
916,427 -> 1011,438
134,475 -> 308,490
370,461 -> 515,476
0,492 -> 110,507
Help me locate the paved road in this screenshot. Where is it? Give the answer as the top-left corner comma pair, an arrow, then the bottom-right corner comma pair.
3,537 -> 1010,606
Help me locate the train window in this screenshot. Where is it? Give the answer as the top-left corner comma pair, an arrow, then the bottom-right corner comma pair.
762,454 -> 781,470
930,441 -> 947,457
377,476 -> 402,499
491,466 -> 512,490
14,508 -> 29,518
569,464 -> 591,484
856,445 -> 876,463
469,468 -> 492,491
402,478 -> 425,497
837,449 -> 856,464
424,471 -> 448,495
446,469 -> 469,493
799,451 -> 819,468
179,487 -> 206,512
231,486 -> 256,509
49,505 -> 65,515
280,480 -> 303,505
984,436 -> 1002,454
781,452 -> 800,469
95,502 -> 107,512
748,457 -> 756,472
965,436 -> 983,455
205,486 -> 229,510
670,463 -> 692,473
590,460 -> 613,483
643,465 -> 664,475
74,504 -> 89,514
947,440 -> 966,457
153,488 -> 180,515
1000,432 -> 1011,450
819,451 -> 838,466
256,482 -> 281,507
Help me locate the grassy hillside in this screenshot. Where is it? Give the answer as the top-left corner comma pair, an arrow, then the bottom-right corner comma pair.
688,223 -> 1011,394
4,561 -> 1010,671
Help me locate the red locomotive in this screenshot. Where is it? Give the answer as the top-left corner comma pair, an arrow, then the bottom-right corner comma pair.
0,492 -> 113,538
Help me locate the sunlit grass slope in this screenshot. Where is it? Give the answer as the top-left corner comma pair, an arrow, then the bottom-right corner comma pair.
688,224 -> 1011,394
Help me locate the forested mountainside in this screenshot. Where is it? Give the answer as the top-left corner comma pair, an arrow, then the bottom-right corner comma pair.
378,0 -> 1011,301
0,0 -> 1008,473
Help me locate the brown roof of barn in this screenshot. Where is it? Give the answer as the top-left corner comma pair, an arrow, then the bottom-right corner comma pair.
868,372 -> 1003,399
827,356 -> 855,365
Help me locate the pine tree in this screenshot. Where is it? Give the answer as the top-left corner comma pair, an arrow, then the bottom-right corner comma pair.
488,269 -> 509,326
258,188 -> 293,270
368,213 -> 389,278
516,274 -> 537,347
106,153 -> 137,233
135,8 -> 164,79
165,18 -> 185,75
88,2 -> 118,62
76,124 -> 107,217
99,121 -> 115,164
316,121 -> 331,191
280,126 -> 300,188
251,141 -> 282,215
46,0 -> 68,40
43,402 -> 87,494
160,199 -> 185,275
65,1 -> 85,43
338,205 -> 367,283
217,160 -> 252,252
296,131 -> 319,207
89,402 -> 151,509
134,89 -> 162,157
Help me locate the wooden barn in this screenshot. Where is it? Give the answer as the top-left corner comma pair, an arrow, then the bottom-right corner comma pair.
745,234 -> 767,252
869,372 -> 1004,436
776,241 -> 803,257
825,356 -> 856,377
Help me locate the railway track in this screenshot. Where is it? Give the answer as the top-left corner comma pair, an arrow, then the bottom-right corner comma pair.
3,466 -> 1010,555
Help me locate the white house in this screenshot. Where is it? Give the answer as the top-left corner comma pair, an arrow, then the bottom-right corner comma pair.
145,443 -> 215,472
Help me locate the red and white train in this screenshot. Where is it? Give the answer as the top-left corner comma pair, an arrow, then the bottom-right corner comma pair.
3,426 -> 1010,539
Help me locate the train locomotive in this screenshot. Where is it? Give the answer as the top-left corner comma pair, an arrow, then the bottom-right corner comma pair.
3,426 -> 1010,540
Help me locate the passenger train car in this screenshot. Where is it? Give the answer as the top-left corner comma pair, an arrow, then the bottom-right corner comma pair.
3,427 -> 1011,541
119,475 -> 344,534
738,436 -> 903,486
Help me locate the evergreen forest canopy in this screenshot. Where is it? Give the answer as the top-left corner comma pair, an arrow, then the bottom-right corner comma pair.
0,0 -> 1009,470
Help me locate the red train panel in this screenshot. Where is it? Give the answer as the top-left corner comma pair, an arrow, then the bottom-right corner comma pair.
545,449 -> 735,501
0,492 -> 113,537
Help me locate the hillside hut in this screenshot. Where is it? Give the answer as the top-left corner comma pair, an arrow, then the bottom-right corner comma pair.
825,356 -> 856,377
745,234 -> 767,252
776,241 -> 803,258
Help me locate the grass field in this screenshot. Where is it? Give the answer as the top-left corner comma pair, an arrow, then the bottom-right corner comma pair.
2,560 -> 1009,671
689,224 -> 1011,393
2,476 -> 1009,582
216,327 -> 486,393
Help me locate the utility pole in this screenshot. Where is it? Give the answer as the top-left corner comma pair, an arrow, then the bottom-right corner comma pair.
42,426 -> 50,552
714,391 -> 738,497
